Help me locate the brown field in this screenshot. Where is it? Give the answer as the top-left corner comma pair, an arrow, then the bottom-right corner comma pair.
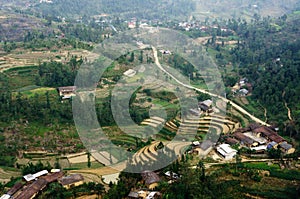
0,168 -> 21,184
0,49 -> 99,72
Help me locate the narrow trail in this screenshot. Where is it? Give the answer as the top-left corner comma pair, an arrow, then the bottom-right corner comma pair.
262,106 -> 268,123
282,91 -> 293,121
285,102 -> 293,121
71,46 -> 271,177
152,46 -> 269,126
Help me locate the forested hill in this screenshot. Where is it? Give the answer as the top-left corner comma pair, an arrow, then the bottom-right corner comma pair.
33,0 -> 195,19
3,0 -> 299,20
225,12 -> 300,135
33,0 -> 300,19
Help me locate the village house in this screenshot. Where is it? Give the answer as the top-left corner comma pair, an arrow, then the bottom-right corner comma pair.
216,144 -> 237,160
267,141 -> 279,150
243,132 -> 267,145
42,171 -> 64,183
225,137 -> 239,145
252,126 -> 285,144
15,178 -> 48,199
231,124 -> 295,154
127,191 -> 142,199
141,171 -> 160,190
233,132 -> 256,147
189,108 -> 201,116
146,191 -> 161,199
279,142 -> 295,154
8,171 -> 64,199
57,86 -> 77,99
199,99 -> 213,112
123,69 -> 137,77
238,88 -> 249,96
0,195 -> 10,199
159,49 -> 172,55
23,170 -> 49,182
58,174 -> 84,189
7,182 -> 23,196
192,140 -> 215,157
127,190 -> 161,199
164,171 -> 179,180
128,21 -> 136,29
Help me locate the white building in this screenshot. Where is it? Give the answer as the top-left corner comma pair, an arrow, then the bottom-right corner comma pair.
0,194 -> 11,199
23,170 -> 49,182
123,69 -> 136,77
216,144 -> 237,160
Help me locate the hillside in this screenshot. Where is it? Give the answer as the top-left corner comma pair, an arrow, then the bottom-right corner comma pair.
1,0 -> 300,20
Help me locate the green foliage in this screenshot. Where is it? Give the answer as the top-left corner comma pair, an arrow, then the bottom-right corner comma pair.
22,161 -> 52,175
270,169 -> 300,181
0,134 -> 17,167
41,182 -> 72,199
104,172 -> 141,199
34,0 -> 195,20
37,58 -> 82,87
267,148 -> 282,159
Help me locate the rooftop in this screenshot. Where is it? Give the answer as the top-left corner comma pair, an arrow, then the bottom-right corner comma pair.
15,179 -> 47,199
58,86 -> 77,92
279,142 -> 293,150
217,144 -> 237,154
42,171 -> 64,183
7,182 -> 23,195
234,132 -> 254,145
59,174 -> 84,186
141,171 -> 160,185
244,132 -> 267,145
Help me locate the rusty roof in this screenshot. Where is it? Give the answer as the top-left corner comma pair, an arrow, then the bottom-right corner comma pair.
225,137 -> 239,145
42,171 -> 64,183
59,174 -> 84,186
7,182 -> 23,195
58,86 -> 76,92
14,179 -> 47,199
234,132 -> 254,145
141,171 -> 160,185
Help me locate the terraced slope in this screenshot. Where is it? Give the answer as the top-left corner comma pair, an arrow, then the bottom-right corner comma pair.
164,113 -> 240,141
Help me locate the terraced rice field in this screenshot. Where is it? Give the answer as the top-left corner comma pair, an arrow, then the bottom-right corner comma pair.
163,113 -> 240,142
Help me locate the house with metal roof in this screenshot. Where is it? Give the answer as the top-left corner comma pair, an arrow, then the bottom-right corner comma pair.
141,171 -> 160,190
58,174 -> 84,189
23,170 -> 49,182
279,142 -> 295,154
15,178 -> 48,199
216,144 -> 237,160
57,86 -> 77,99
0,194 -> 10,199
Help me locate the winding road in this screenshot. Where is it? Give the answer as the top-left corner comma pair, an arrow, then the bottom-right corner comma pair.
151,46 -> 269,127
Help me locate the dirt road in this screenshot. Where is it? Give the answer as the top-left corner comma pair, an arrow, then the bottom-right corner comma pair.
152,46 -> 269,126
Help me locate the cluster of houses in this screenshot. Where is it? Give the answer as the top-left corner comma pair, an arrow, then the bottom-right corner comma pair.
39,0 -> 53,3
218,124 -> 295,160
127,18 -> 154,29
0,170 -> 84,199
177,22 -> 232,33
232,77 -> 252,97
227,124 -> 295,154
191,123 -> 295,161
127,170 -> 174,199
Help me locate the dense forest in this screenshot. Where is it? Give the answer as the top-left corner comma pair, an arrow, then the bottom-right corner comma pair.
34,0 -> 195,20
203,13 -> 300,139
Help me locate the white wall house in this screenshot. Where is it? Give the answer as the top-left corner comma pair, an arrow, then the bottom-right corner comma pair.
216,144 -> 237,160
